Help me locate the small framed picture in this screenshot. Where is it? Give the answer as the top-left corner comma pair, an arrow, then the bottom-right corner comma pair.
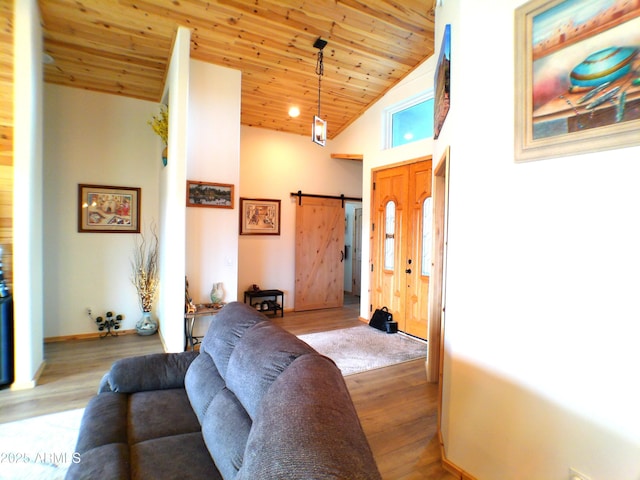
239,198 -> 281,235
78,184 -> 141,233
186,181 -> 234,209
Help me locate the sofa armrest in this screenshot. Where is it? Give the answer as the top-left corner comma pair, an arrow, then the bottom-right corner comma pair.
102,351 -> 199,393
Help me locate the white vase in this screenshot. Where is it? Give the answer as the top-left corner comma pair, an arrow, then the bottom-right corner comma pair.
210,282 -> 224,304
136,311 -> 158,336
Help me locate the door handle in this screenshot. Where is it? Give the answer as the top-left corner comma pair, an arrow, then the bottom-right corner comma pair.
340,250 -> 345,262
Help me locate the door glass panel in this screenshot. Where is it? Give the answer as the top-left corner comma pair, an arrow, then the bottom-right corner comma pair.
422,197 -> 432,276
384,201 -> 395,270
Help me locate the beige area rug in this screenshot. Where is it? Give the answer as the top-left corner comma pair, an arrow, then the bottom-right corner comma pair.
298,324 -> 427,376
0,408 -> 84,480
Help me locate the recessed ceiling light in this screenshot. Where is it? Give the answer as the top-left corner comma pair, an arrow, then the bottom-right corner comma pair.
288,106 -> 300,118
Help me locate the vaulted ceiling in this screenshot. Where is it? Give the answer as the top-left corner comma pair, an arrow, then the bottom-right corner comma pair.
38,0 -> 435,139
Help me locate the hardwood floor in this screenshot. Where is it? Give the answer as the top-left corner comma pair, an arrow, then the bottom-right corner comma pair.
345,360 -> 452,480
0,303 -> 455,480
0,333 -> 164,423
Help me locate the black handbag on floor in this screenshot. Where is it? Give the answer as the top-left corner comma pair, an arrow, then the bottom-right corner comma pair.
369,306 -> 393,331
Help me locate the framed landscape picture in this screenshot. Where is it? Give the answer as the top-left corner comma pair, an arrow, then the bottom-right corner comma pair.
514,0 -> 640,162
239,198 -> 281,235
186,180 -> 234,209
78,184 -> 141,233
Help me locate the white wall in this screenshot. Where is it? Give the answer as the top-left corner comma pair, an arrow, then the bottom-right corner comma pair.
186,60 -> 241,336
157,26 -> 190,353
434,1 -> 640,479
43,85 -> 161,338
12,0 -> 44,388
238,127 -> 362,309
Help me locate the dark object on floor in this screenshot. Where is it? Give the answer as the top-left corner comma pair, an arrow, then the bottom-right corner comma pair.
66,302 -> 381,480
369,306 -> 393,331
0,248 -> 13,388
0,295 -> 13,388
385,321 -> 398,334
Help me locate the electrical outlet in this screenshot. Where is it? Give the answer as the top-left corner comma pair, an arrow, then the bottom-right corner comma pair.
569,467 -> 591,480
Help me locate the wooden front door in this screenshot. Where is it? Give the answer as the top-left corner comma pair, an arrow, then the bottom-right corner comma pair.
294,196 -> 345,311
371,159 -> 432,339
371,165 -> 409,329
405,161 -> 432,337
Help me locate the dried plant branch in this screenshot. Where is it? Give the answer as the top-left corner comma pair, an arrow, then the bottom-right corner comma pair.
148,105 -> 168,145
132,225 -> 159,312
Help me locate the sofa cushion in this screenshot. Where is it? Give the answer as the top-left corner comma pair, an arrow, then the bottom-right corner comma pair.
131,432 -> 221,480
73,392 -> 128,454
66,443 -> 130,480
200,388 -> 252,479
106,351 -> 198,393
225,321 -> 315,419
199,302 -> 266,379
128,388 -> 201,444
184,352 -> 226,423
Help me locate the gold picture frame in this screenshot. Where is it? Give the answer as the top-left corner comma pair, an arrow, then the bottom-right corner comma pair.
239,198 -> 281,235
78,184 -> 141,233
514,0 -> 640,162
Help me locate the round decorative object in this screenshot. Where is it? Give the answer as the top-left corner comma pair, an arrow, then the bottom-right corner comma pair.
136,311 -> 158,336
570,46 -> 638,88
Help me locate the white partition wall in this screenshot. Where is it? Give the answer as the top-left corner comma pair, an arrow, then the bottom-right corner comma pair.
158,26 -> 191,353
12,0 -> 44,389
185,60 -> 241,338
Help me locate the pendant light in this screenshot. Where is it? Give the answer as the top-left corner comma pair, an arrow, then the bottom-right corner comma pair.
312,37 -> 328,146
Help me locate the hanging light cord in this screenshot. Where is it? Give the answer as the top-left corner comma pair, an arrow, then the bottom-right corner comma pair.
316,49 -> 324,117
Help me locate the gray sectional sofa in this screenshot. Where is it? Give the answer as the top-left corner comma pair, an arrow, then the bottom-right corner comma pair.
66,301 -> 381,479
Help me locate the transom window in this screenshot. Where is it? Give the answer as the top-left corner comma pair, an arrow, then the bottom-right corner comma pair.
384,91 -> 434,149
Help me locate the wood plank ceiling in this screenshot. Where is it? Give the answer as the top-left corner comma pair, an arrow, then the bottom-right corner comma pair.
0,1 -> 12,166
38,0 -> 435,139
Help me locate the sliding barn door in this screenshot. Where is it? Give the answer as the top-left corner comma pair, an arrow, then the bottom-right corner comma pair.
294,196 -> 345,311
371,159 -> 432,339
